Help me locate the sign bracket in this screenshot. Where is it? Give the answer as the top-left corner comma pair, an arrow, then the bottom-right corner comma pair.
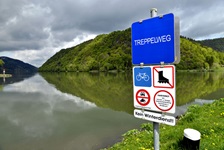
140,62 -> 144,69
160,61 -> 164,68
159,15 -> 163,19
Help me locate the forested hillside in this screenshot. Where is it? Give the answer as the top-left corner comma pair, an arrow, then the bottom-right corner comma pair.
198,37 -> 224,52
39,28 -> 224,72
177,37 -> 224,70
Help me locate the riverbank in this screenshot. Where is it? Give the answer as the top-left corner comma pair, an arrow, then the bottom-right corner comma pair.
0,74 -> 12,77
176,67 -> 224,72
102,98 -> 224,150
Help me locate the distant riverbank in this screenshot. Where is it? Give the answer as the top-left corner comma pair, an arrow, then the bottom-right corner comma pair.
0,74 -> 12,78
176,67 -> 224,72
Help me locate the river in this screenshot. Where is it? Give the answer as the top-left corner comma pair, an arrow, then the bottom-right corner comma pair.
0,71 -> 224,150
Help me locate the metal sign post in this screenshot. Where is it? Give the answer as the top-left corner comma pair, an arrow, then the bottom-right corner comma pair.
151,8 -> 160,150
132,8 -> 180,150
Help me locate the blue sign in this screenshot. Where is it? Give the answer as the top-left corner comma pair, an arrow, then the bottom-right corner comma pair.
134,67 -> 151,87
132,13 -> 175,65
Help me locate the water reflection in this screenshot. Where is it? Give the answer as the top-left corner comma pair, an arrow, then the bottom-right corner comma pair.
0,73 -> 37,85
1,71 -> 224,149
40,71 -> 224,114
3,74 -> 96,112
0,74 -> 145,150
40,72 -> 134,114
176,71 -> 224,105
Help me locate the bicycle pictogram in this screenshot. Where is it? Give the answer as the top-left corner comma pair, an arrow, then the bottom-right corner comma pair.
134,67 -> 151,87
136,73 -> 150,81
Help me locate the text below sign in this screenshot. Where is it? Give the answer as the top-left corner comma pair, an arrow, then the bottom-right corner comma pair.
134,109 -> 176,126
133,65 -> 176,114
131,13 -> 180,65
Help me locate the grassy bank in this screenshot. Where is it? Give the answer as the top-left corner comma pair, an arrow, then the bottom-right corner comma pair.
103,98 -> 224,150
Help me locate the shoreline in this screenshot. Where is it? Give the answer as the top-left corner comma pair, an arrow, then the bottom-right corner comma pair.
0,74 -> 12,78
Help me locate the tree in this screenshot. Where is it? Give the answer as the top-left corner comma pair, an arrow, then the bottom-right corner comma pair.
206,55 -> 216,68
0,59 -> 4,67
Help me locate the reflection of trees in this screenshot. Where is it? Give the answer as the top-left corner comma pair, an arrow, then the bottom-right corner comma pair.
0,73 -> 37,85
40,72 -> 224,114
0,85 -> 3,91
40,72 -> 134,114
176,72 -> 224,105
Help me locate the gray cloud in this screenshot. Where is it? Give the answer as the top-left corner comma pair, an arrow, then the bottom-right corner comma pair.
0,0 -> 224,66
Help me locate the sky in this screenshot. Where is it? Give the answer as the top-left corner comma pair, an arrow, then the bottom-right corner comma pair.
0,0 -> 224,67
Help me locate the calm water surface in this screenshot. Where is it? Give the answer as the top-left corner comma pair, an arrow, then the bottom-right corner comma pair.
0,74 -> 146,150
0,71 -> 224,150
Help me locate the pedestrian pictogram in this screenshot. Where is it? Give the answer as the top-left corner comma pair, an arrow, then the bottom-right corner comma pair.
136,89 -> 150,106
133,67 -> 151,87
154,90 -> 174,112
153,66 -> 174,88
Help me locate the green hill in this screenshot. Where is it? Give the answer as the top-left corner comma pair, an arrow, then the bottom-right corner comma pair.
39,28 -> 224,72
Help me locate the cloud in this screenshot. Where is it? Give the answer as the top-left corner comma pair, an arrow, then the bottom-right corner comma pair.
0,0 -> 224,66
0,2 -> 52,51
177,0 -> 224,39
12,34 -> 96,67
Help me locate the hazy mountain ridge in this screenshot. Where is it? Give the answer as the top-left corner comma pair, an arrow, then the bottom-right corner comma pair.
198,37 -> 224,52
0,56 -> 37,75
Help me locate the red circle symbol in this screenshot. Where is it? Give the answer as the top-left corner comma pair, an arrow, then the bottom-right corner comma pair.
154,90 -> 174,111
135,89 -> 150,106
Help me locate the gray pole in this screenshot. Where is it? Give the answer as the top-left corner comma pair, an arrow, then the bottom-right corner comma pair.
150,8 -> 158,18
153,122 -> 160,150
150,8 -> 160,150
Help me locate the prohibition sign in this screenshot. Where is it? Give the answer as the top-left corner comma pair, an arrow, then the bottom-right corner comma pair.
154,90 -> 174,111
136,89 -> 150,106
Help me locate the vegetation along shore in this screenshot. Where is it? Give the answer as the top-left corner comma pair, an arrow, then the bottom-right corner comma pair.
102,98 -> 224,150
0,74 -> 12,77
